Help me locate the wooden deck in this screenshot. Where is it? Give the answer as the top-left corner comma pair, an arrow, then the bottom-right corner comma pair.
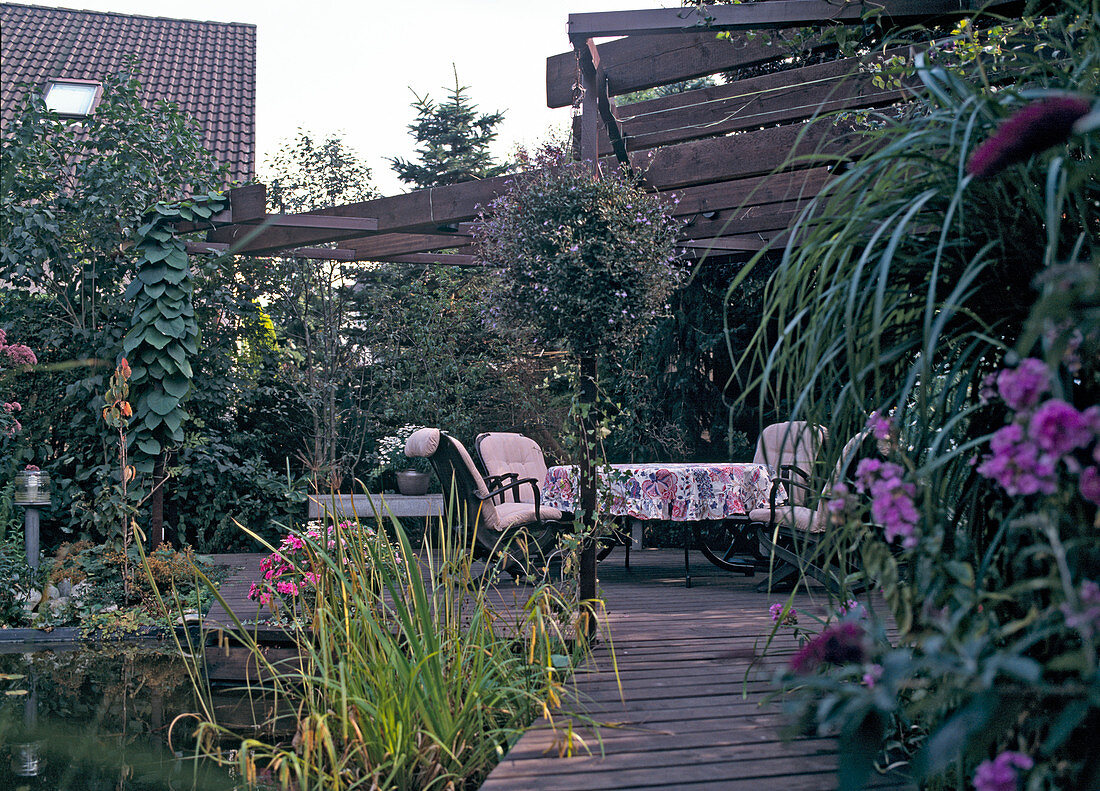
204,549 -> 912,791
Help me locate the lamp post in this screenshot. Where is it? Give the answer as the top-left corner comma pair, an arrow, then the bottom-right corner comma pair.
14,467 -> 50,569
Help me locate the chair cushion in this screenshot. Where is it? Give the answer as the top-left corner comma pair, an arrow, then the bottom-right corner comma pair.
753,422 -> 826,506
495,502 -> 564,531
748,505 -> 826,534
477,432 -> 548,504
405,428 -> 440,458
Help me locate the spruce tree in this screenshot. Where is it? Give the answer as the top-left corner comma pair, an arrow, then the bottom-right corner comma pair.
390,67 -> 509,189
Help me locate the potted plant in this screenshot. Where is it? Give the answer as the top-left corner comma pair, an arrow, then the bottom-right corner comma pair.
374,425 -> 432,496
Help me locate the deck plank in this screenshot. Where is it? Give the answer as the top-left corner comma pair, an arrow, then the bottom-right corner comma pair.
482,548 -> 914,791
206,548 -> 913,790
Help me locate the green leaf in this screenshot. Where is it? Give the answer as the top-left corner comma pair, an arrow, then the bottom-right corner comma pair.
138,263 -> 168,284
145,390 -> 178,416
136,437 -> 162,456
140,245 -> 171,264
162,374 -> 190,398
154,316 -> 186,337
163,410 -> 182,433
142,329 -> 172,350
141,281 -> 167,299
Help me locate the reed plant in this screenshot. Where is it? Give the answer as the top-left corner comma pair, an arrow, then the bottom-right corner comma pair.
151,505 -> 592,790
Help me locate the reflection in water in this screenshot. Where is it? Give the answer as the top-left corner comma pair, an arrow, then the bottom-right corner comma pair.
0,644 -> 249,790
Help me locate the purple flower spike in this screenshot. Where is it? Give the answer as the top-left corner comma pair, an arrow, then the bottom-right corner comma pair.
967,97 -> 1091,179
972,751 -> 1033,791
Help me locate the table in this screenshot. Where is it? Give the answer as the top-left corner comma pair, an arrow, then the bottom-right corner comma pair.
542,462 -> 781,585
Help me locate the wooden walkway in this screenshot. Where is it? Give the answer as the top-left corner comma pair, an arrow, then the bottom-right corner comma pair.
204,549 -> 912,791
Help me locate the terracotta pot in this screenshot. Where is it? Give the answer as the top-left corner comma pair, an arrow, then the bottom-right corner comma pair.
395,470 -> 430,496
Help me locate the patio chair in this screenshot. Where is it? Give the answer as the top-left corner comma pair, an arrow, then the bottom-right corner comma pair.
475,432 -> 550,506
697,421 -> 828,574
750,429 -> 870,594
476,432 -> 633,566
406,428 -> 566,573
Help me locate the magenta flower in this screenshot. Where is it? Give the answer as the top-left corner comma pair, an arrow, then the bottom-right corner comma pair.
995,359 -> 1049,412
770,602 -> 798,626
789,622 -> 867,674
862,663 -> 882,688
866,411 -> 893,441
977,423 -> 1058,496
3,344 -> 37,366
972,751 -> 1033,791
1028,399 -> 1094,457
1079,466 -> 1100,505
1061,579 -> 1100,635
967,96 -> 1091,179
855,460 -> 919,548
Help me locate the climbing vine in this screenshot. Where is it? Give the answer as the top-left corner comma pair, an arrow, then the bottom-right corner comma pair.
121,192 -> 227,475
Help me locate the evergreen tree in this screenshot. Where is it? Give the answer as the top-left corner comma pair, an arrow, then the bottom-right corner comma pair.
390,67 -> 509,189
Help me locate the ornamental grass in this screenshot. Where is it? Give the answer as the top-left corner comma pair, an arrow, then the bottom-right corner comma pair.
153,508 -> 593,790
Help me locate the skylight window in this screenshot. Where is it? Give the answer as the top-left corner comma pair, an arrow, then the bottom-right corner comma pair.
43,80 -> 101,116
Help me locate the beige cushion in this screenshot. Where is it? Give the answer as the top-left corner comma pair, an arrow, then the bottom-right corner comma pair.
496,502 -> 564,530
754,422 -> 826,506
477,432 -> 548,504
748,504 -> 826,534
405,428 -> 440,458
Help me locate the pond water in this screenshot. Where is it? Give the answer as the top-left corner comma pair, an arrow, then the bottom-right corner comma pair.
0,643 -> 250,791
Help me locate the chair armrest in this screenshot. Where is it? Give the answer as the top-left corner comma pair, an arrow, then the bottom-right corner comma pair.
485,472 -> 520,502
767,475 -> 815,520
478,477 -> 544,523
779,464 -> 811,483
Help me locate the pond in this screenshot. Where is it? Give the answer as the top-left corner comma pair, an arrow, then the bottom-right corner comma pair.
1,642 -> 259,791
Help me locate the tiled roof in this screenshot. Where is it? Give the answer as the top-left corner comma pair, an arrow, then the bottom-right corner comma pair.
1,2 -> 256,183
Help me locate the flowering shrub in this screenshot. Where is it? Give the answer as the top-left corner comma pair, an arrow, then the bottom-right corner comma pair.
248,521 -> 402,618
472,142 -> 682,355
0,329 -> 36,440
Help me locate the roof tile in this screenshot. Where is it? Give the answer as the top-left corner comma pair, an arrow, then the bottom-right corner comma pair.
1,2 -> 256,182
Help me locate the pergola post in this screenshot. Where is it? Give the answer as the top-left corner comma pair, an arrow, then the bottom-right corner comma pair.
576,37 -> 602,623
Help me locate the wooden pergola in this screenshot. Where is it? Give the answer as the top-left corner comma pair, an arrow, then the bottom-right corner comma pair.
178,0 -> 1015,597
184,1 -> 1013,266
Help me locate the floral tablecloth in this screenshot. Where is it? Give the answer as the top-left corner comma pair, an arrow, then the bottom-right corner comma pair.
542,462 -> 779,521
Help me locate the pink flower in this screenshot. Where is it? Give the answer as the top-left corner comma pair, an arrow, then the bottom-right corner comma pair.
995,359 -> 1049,412
2,402 -> 20,413
856,460 -> 919,548
977,423 -> 1058,496
967,97 -> 1091,179
770,603 -> 798,625
24,464 -> 39,471
862,663 -> 883,688
789,622 -> 867,674
866,411 -> 893,441
1029,399 -> 1094,457
1061,579 -> 1100,635
276,580 -> 299,596
1079,466 -> 1100,505
972,751 -> 1033,791
3,344 -> 37,366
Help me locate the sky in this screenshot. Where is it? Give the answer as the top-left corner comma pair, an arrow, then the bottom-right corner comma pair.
40,0 -> 657,194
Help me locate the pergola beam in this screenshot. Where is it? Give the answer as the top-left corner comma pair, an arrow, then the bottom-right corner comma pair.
567,1 -> 1011,40
373,253 -> 480,267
